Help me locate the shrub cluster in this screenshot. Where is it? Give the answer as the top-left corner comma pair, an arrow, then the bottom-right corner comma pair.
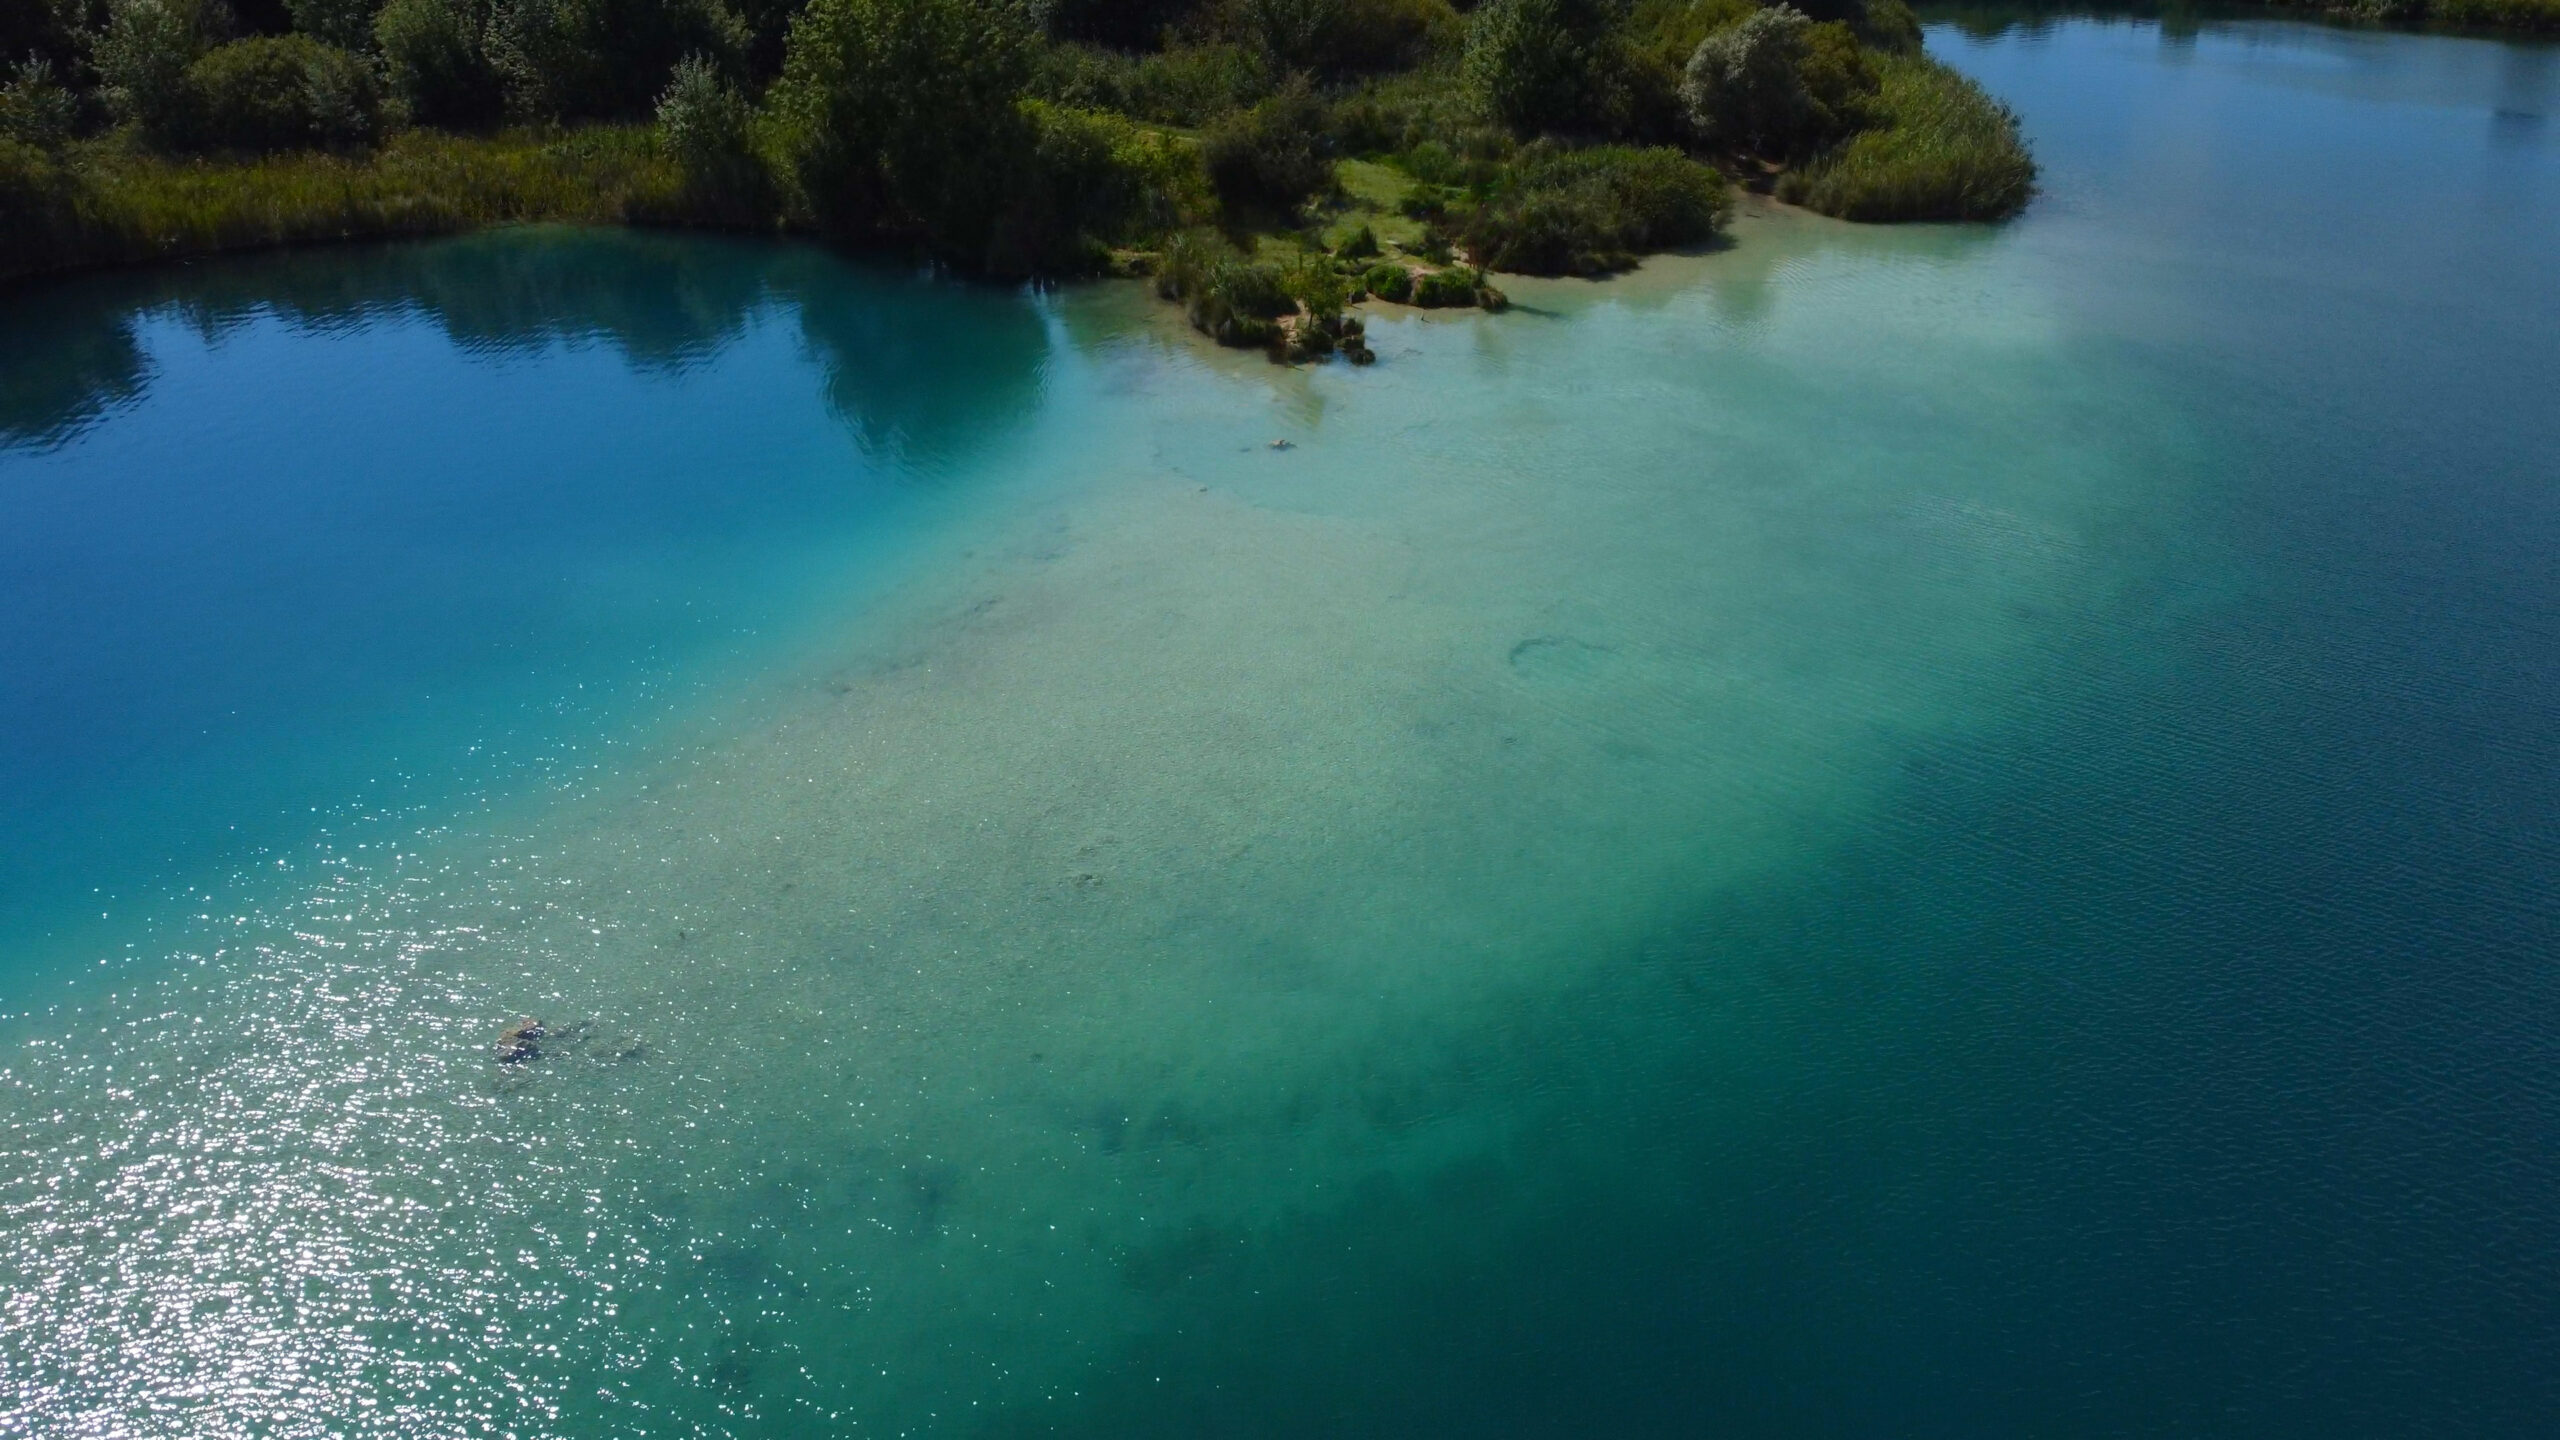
763,0 -> 1040,258
1464,0 -> 1646,139
1155,229 -> 1295,345
1776,53 -> 2033,220
485,0 -> 750,123
375,0 -> 507,129
17,0 -> 2054,327
1202,81 -> 1336,217
0,61 -> 81,150
1031,42 -> 1273,126
653,51 -> 762,213
187,35 -> 383,151
1458,141 -> 1730,274
1151,228 -> 1375,358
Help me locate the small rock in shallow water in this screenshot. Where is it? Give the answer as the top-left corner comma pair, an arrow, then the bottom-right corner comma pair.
495,1018 -> 545,1065
1267,438 -> 1293,450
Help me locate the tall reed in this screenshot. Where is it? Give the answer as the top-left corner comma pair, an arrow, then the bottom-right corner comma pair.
1778,55 -> 2034,223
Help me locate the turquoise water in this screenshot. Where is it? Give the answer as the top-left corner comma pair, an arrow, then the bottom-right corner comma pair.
3,16 -> 2556,1437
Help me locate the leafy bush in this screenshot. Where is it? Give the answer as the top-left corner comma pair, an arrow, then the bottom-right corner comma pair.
0,60 -> 80,149
729,0 -> 805,78
1855,0 -> 1923,52
1459,141 -> 1728,274
1,137 -> 79,265
95,0 -> 209,144
1,0 -> 92,79
486,0 -> 747,122
1032,42 -> 1277,127
1778,54 -> 2033,220
302,40 -> 382,142
1463,0 -> 1632,138
1201,81 -> 1335,217
654,50 -> 763,210
1797,22 -> 1879,133
766,0 -> 1039,256
1681,4 -> 1812,154
186,36 -> 382,152
1410,262 -> 1481,306
290,0 -> 384,50
1278,248 -> 1349,314
1362,259 -> 1411,300
1629,0 -> 1759,69
1328,66 -> 1500,161
378,0 -> 508,129
990,101 -> 1214,272
1153,229 -> 1295,345
1683,8 -> 1876,155
1213,0 -> 1461,76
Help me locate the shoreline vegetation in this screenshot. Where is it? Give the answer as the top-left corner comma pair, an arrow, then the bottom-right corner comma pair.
0,1 -> 2107,359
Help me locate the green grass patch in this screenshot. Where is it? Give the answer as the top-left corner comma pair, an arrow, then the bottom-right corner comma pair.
1322,158 -> 1428,250
3,126 -> 690,285
1777,54 -> 2035,222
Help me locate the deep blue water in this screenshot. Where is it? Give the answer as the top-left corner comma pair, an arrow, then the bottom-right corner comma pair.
2,15 -> 2557,1439
0,233 -> 1057,979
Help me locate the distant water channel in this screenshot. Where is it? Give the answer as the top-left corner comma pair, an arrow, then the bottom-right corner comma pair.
3,16 -> 2555,1437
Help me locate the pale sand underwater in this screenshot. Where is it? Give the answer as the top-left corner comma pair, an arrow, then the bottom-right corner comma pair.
1,208 -> 2199,1435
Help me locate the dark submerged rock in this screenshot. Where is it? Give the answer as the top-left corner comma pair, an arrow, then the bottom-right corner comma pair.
495,1017 -> 546,1064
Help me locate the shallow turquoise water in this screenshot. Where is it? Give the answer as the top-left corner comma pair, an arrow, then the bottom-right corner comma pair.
3,17 -> 2556,1437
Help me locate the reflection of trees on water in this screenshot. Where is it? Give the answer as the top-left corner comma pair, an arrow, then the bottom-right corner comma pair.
0,287 -> 153,453
0,229 -> 1052,466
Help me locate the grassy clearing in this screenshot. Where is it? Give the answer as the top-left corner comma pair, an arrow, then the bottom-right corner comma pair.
1323,157 -> 1428,249
1776,54 -> 2033,222
2,127 -> 692,286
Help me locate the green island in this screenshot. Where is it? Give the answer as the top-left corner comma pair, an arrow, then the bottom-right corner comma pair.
12,0 -> 2537,357
6,0 -> 2546,352
2,0 -> 2049,354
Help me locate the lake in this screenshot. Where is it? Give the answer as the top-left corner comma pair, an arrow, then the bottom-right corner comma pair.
3,14 -> 2555,1437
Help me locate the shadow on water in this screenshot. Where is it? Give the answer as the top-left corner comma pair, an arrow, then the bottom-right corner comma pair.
0,228 -> 1051,468
0,228 -> 1054,970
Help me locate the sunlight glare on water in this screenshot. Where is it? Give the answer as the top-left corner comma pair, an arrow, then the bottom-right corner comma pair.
4,16 -> 2558,1437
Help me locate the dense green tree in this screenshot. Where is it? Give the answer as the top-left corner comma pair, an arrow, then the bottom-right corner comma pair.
730,0 -> 803,78
1214,0 -> 1456,75
1200,79 -> 1333,216
1464,0 -> 1629,137
1796,19 -> 1878,132
654,50 -> 762,206
486,0 -> 746,121
0,60 -> 80,147
765,0 -> 1038,250
376,0 -> 506,127
93,0 -> 209,142
1680,3 -> 1810,152
288,0 -> 383,49
186,34 -> 380,149
1047,0 -> 1200,49
4,0 -> 106,74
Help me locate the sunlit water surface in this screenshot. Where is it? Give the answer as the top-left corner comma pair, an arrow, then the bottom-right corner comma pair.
2,16 -> 2555,1438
